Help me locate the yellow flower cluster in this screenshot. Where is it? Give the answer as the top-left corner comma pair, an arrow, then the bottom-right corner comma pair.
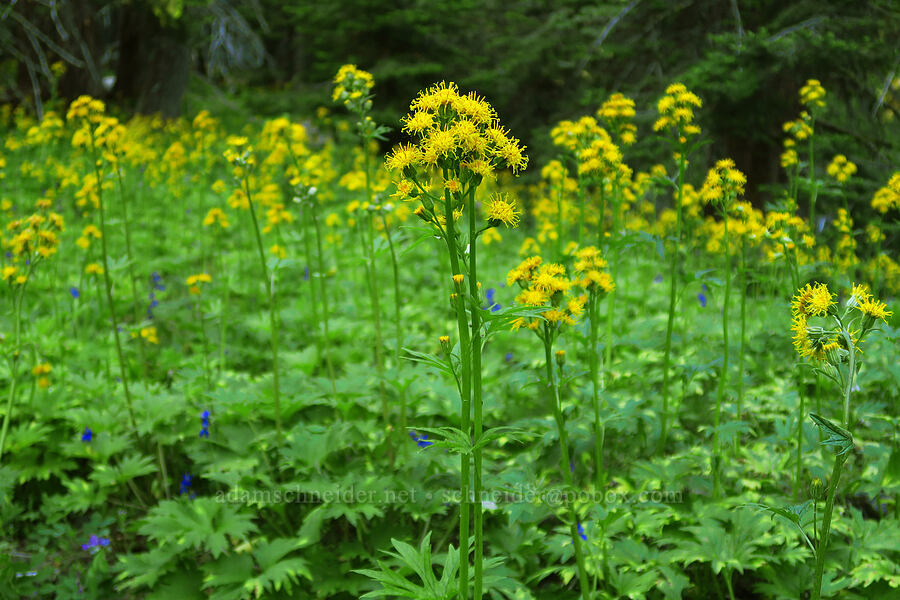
66,95 -> 106,124
596,93 -> 637,146
700,158 -> 746,206
780,112 -> 814,170
388,82 -> 527,180
577,130 -> 630,183
799,79 -> 826,109
485,193 -> 521,228
186,273 -> 212,295
834,208 -> 858,270
850,283 -> 892,325
653,83 -> 702,140
551,115 -> 607,154
332,64 -> 375,107
507,257 -> 585,332
387,82 -> 526,232
203,207 -> 230,229
76,224 -> 102,249
3,209 -> 65,283
871,172 -> 900,213
31,362 -> 52,389
573,246 -> 615,294
791,282 -> 837,361
826,154 -> 857,183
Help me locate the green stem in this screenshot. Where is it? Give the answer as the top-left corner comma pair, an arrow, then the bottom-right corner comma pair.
589,294 -> 605,489
116,165 -> 147,381
659,154 -> 686,454
302,207 -> 325,367
795,381 -> 806,502
443,182 -> 472,600
811,334 -> 855,599
576,172 -> 585,248
362,149 -> 390,461
811,452 -> 847,600
544,334 -> 590,600
736,237 -> 746,441
379,211 -> 405,455
603,185 -> 616,379
723,568 -> 736,600
244,175 -> 281,442
468,188 -> 484,600
313,205 -> 339,401
808,126 -> 818,230
95,154 -> 137,431
0,287 -> 23,462
713,208 -> 730,499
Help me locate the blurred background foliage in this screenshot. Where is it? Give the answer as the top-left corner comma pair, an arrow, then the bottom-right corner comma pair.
2,0 -> 899,205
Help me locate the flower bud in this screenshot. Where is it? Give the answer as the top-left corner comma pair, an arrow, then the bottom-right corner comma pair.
555,349 -> 566,368
809,477 -> 825,501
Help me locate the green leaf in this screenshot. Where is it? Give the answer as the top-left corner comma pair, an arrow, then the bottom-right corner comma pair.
409,426 -> 471,455
809,413 -> 854,456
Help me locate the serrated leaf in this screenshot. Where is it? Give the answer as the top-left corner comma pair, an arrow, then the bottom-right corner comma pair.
809,413 -> 854,456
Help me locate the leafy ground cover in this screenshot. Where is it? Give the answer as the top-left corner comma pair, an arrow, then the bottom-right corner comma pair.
0,69 -> 898,599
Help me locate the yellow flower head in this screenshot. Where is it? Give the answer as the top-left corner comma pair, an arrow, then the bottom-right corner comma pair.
792,282 -> 834,318
186,273 -> 212,294
851,284 -> 892,324
826,154 -> 857,183
485,193 -> 521,228
32,363 -> 52,376
799,79 -> 826,109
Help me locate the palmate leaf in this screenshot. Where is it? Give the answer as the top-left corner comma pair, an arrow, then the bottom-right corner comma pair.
243,538 -> 312,598
137,498 -> 257,559
809,413 -> 854,456
409,426 -> 471,455
745,500 -> 811,528
744,501 -> 814,553
354,533 -> 458,600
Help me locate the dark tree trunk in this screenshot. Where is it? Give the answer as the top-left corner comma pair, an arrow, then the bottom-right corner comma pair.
113,3 -> 191,118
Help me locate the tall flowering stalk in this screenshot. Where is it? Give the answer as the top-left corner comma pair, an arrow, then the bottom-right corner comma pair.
187,273 -> 213,390
0,207 -> 64,461
790,282 -> 891,599
653,83 -> 702,453
798,79 -> 826,228
507,257 -> 590,600
595,93 -> 636,380
333,65 -> 393,454
223,137 -> 283,442
700,158 -> 746,497
572,247 -> 615,487
278,118 -> 340,401
386,81 -> 527,600
67,96 -> 138,430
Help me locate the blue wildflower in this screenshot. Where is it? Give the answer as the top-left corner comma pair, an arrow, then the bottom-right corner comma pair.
409,431 -> 433,449
485,288 -> 501,313
81,427 -> 93,442
69,287 -> 80,299
505,352 -> 513,363
179,473 -> 193,496
199,410 -> 210,438
304,266 -> 310,281
81,534 -> 110,551
152,272 -> 165,292
653,274 -> 663,284
577,522 -> 587,541
698,284 -> 708,308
